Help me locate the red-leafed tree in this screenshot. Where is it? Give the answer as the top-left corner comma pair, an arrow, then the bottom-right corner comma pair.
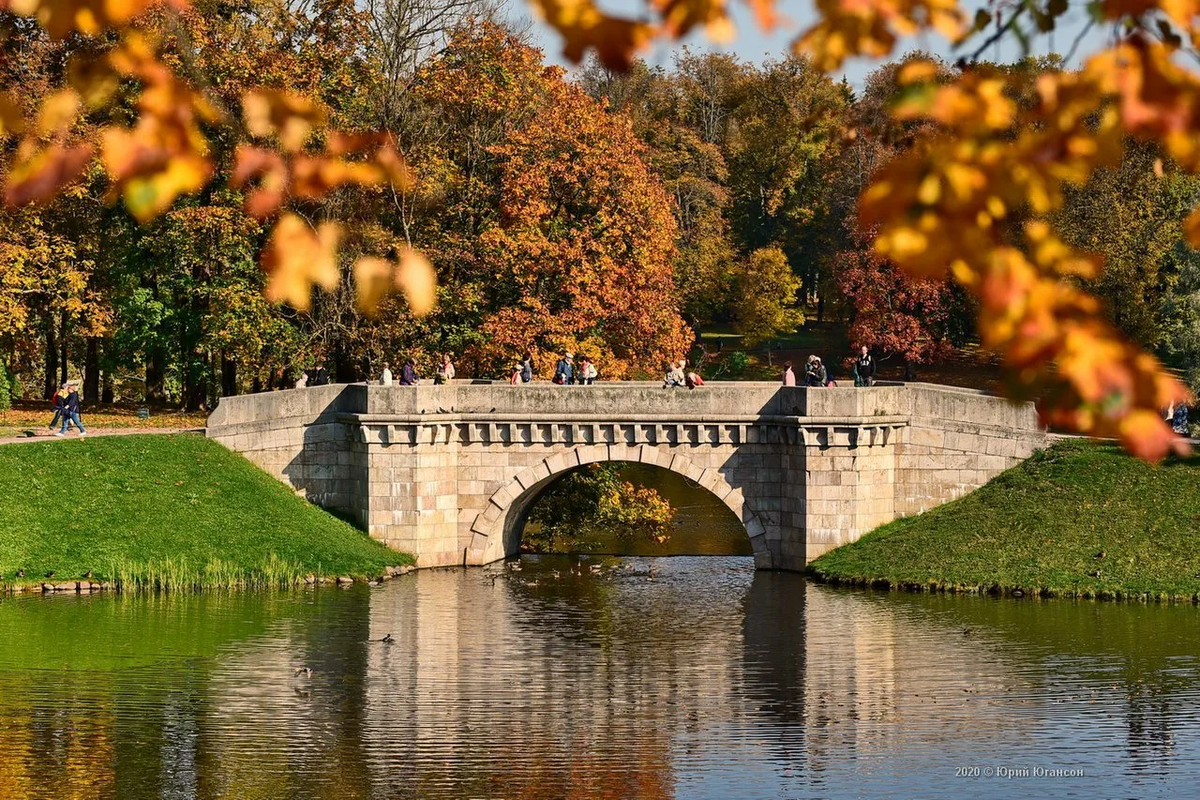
835,223 -> 960,371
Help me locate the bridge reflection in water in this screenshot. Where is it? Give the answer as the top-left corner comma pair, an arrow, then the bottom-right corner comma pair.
1,566 -> 1198,796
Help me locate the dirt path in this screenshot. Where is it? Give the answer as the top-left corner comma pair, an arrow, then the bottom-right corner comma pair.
0,428 -> 204,446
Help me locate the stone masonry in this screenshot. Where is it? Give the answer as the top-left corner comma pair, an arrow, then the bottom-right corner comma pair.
205,382 -> 1046,571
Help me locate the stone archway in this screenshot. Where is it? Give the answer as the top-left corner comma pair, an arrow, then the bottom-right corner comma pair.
466,444 -> 772,568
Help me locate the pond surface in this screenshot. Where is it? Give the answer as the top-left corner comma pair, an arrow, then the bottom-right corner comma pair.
1,557 -> 1199,798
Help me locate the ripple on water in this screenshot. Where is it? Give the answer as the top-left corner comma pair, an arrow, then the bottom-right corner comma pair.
0,556 -> 1198,797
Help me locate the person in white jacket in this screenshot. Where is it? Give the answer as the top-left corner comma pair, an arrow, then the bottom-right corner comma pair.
380,363 -> 393,386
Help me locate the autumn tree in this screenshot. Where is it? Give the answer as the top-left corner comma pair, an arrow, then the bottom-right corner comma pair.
1056,139 -> 1200,350
2,0 -> 1198,458
390,23 -> 691,378
730,246 -> 801,346
835,224 -> 962,369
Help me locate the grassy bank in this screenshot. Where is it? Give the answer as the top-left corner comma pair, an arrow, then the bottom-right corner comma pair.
808,439 -> 1200,602
0,434 -> 411,591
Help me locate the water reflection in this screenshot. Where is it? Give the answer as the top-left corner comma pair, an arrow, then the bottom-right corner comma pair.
0,560 -> 1199,797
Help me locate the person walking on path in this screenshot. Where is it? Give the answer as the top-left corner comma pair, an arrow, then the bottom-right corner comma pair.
554,352 -> 574,385
380,363 -> 393,386
54,382 -> 86,437
521,353 -> 534,384
48,383 -> 73,431
510,363 -> 523,385
854,345 -> 876,387
782,362 -> 796,386
435,354 -> 455,385
1172,404 -> 1190,435
399,359 -> 419,386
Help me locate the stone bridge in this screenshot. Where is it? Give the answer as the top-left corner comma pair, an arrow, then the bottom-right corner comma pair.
205,382 -> 1046,571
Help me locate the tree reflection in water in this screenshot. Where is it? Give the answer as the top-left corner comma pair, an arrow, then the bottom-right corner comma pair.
0,563 -> 1199,796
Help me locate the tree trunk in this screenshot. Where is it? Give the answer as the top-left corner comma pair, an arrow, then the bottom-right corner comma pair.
146,349 -> 167,405
221,354 -> 237,398
84,338 -> 100,404
184,372 -> 206,411
43,311 -> 57,399
59,312 -> 68,385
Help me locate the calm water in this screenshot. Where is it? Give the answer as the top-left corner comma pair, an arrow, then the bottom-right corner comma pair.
1,558 -> 1199,798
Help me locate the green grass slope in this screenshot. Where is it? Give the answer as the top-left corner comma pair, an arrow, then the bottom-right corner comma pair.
809,439 -> 1200,601
0,434 -> 410,589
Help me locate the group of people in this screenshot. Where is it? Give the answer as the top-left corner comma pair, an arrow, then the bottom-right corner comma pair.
48,381 -> 86,436
369,351 -> 607,387
782,346 -> 877,388
358,345 -> 883,391
551,352 -> 598,385
663,360 -> 704,389
379,354 -> 456,386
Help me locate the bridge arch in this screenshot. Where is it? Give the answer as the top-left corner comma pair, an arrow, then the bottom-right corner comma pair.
466,445 -> 772,567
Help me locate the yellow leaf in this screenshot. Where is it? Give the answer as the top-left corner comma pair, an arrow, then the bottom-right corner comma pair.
353,256 -> 393,315
121,155 -> 210,222
262,213 -> 341,311
0,92 -> 25,137
395,248 -> 436,316
529,0 -> 653,69
243,89 -> 324,152
37,88 -> 82,136
4,141 -> 95,206
1185,206 -> 1200,248
898,59 -> 938,85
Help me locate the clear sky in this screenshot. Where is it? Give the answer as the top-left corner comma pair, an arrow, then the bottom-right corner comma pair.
514,0 -> 1113,87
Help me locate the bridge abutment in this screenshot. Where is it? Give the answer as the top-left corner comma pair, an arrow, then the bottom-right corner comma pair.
206,383 -> 1046,570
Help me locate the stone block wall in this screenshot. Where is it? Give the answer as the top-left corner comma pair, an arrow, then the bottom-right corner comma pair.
893,384 -> 1044,517
206,381 -> 1047,571
205,384 -> 368,519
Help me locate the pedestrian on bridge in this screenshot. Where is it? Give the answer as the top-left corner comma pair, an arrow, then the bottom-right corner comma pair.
553,353 -> 574,385
380,363 -> 393,386
854,345 -> 876,387
804,356 -> 827,387
400,359 -> 419,386
664,361 -> 685,388
435,354 -> 455,385
578,356 -> 597,385
782,362 -> 796,386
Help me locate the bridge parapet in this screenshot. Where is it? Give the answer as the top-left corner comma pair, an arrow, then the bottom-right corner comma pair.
206,382 -> 1046,570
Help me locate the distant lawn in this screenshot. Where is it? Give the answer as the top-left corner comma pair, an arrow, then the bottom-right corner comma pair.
0,434 -> 410,590
809,439 -> 1200,601
0,401 -> 208,438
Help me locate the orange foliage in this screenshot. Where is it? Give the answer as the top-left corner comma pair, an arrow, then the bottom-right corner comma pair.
1,0 -> 1198,458
526,0 -> 1196,460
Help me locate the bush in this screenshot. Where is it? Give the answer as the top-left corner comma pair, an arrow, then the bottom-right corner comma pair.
725,351 -> 750,377
524,463 -> 676,552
